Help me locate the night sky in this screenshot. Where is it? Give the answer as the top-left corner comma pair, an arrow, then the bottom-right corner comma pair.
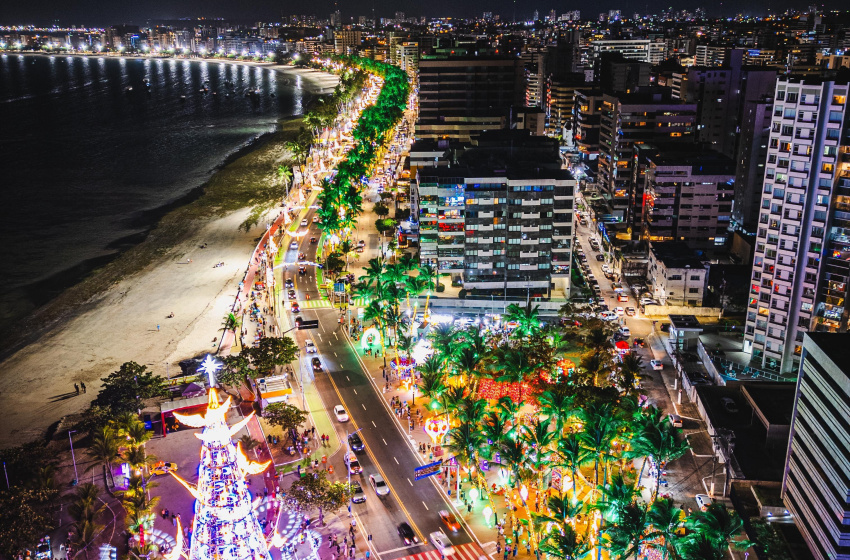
0,0 -> 844,27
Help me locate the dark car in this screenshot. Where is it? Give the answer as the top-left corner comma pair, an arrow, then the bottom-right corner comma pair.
299,265 -> 307,275
312,357 -> 322,371
397,522 -> 419,545
596,254 -> 605,261
350,481 -> 366,504
348,433 -> 365,452
310,237 -> 318,244
285,278 -> 294,288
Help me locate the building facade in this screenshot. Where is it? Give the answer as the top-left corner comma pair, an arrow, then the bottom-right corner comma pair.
647,242 -> 709,306
744,77 -> 850,373
783,333 -> 850,560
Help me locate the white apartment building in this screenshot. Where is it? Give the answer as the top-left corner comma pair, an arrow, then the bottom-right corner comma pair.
744,77 -> 850,374
647,242 -> 708,306
591,39 -> 652,63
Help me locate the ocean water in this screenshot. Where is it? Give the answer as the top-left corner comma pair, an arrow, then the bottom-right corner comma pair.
0,54 -> 310,328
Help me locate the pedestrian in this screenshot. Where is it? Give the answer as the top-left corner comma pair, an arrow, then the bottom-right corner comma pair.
74,383 -> 79,394
80,382 -> 86,393
467,503 -> 472,514
157,324 -> 160,331
512,545 -> 518,557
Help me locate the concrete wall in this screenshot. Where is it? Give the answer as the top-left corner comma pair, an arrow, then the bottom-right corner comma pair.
644,304 -> 722,318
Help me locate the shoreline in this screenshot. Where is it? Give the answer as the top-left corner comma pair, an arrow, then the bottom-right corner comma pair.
0,60 -> 336,360
0,62 -> 339,448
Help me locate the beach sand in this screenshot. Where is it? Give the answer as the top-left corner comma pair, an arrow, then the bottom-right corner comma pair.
0,65 -> 338,448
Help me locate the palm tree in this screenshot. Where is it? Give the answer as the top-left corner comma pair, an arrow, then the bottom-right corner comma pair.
429,323 -> 456,357
596,473 -> 638,523
486,346 -> 538,402
452,346 -> 482,391
498,438 -> 527,485
603,501 -> 651,560
505,302 -> 542,338
539,524 -> 590,560
677,533 -> 725,560
239,435 -> 262,454
122,447 -> 157,473
456,397 -> 487,425
418,371 -> 446,403
555,433 -> 590,492
277,164 -> 294,200
631,422 -> 690,499
221,312 -> 242,349
580,350 -> 615,388
404,275 -> 428,313
87,426 -> 120,490
398,252 -> 419,272
579,411 -> 618,487
646,498 -> 685,560
418,263 -> 438,316
537,388 -> 576,436
125,421 -> 153,449
616,353 -> 646,395
359,257 -> 386,297
686,503 -> 753,555
480,411 -> 508,452
443,421 -> 485,482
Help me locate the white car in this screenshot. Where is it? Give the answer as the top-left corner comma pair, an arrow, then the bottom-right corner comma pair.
695,494 -> 712,511
615,307 -> 625,315
429,531 -> 455,557
300,218 -> 308,227
599,311 -> 619,321
601,264 -> 610,273
618,326 -> 631,337
290,241 -> 298,250
305,340 -> 317,353
369,474 -> 390,496
312,216 -> 320,223
650,359 -> 664,371
333,405 -> 349,422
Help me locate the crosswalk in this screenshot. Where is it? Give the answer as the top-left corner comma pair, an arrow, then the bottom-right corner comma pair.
296,299 -> 333,309
390,542 -> 485,560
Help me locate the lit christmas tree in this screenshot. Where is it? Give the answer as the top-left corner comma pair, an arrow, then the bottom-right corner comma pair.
168,389 -> 274,560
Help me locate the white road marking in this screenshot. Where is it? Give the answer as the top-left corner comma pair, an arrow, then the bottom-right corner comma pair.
382,438 -> 388,445
361,404 -> 366,410
372,421 -> 376,428
334,352 -> 338,357
422,501 -> 429,511
346,376 -> 350,381
394,457 -> 399,465
333,332 -> 339,340
353,389 -> 358,395
407,478 -> 412,486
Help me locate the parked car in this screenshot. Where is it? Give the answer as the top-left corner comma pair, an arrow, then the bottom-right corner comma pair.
333,405 -> 349,422
350,481 -> 366,503
151,461 -> 178,476
618,326 -> 631,338
596,254 -> 605,261
625,307 -> 637,316
668,414 -> 683,428
348,433 -> 365,452
369,474 -> 390,496
720,397 -> 739,413
650,360 -> 664,371
695,494 -> 712,511
615,306 -> 625,315
599,311 -> 619,321
288,289 -> 297,300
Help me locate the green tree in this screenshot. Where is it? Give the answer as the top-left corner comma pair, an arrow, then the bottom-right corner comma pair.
604,501 -> 651,560
86,425 -> 120,490
93,362 -> 169,415
374,202 -> 390,217
263,402 -> 308,436
221,312 -> 243,349
281,471 -> 354,516
538,524 -> 590,560
249,336 -> 299,374
67,483 -> 105,551
646,497 -> 685,560
505,302 -> 543,338
686,503 -> 754,555
217,351 -> 255,395
0,488 -> 59,558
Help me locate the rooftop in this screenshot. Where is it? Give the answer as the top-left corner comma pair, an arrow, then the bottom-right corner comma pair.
650,241 -> 705,269
669,315 -> 702,329
804,332 -> 850,377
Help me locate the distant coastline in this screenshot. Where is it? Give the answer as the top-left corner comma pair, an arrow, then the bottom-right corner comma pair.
0,59 -> 337,359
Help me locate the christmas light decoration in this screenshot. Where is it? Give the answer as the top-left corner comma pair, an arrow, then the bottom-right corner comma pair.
168,390 -> 273,560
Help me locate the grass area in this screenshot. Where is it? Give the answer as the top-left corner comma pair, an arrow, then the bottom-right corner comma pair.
2,118 -> 305,354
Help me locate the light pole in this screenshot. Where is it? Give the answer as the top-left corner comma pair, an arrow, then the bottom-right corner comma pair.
69,430 -> 79,485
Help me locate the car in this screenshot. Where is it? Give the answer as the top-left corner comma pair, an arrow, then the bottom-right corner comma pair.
334,405 -> 349,422
720,397 -> 739,413
305,340 -> 317,353
618,326 -> 631,338
301,218 -> 308,227
347,457 -> 362,475
668,413 -> 683,428
313,216 -> 320,223
355,246 -> 365,253
290,241 -> 298,250
650,360 -> 664,371
599,311 -> 618,321
369,474 -> 390,496
596,254 -> 605,261
397,522 -> 419,545
348,432 -> 365,452
625,307 -> 637,316
312,357 -> 322,371
350,481 -> 366,503
299,265 -> 307,275
632,336 -> 645,347
601,264 -> 610,273
358,239 -> 366,247
615,307 -> 625,315
285,278 -> 294,288
291,302 -> 300,313
294,316 -> 303,328
35,537 -> 51,560
310,236 -> 318,244
298,252 -> 305,260
695,494 -> 713,511
429,531 -> 455,557
150,461 -> 178,476
598,303 -> 610,312
618,294 -> 629,303
439,510 -> 461,532
288,289 -> 297,300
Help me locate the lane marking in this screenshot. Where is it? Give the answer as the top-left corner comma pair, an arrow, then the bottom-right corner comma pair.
372,421 -> 376,428
422,501 -> 429,511
346,376 -> 350,381
382,438 -> 387,445
394,457 -> 399,465
334,352 -> 338,357
407,478 -> 412,486
334,331 -> 339,340
353,389 -> 358,395
361,404 -> 366,410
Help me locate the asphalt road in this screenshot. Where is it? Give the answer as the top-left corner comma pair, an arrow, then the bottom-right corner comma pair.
283,204 -> 476,560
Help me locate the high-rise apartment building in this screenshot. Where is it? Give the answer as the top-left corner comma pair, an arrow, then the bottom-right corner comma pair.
744,77 -> 850,374
416,56 -> 524,141
412,132 -> 575,298
598,88 -> 698,224
694,45 -> 728,67
574,90 -> 605,166
783,333 -> 850,560
522,48 -> 547,108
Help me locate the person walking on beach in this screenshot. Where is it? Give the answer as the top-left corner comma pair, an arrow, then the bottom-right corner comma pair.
80,382 -> 86,393
157,324 -> 161,332
74,384 -> 79,395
